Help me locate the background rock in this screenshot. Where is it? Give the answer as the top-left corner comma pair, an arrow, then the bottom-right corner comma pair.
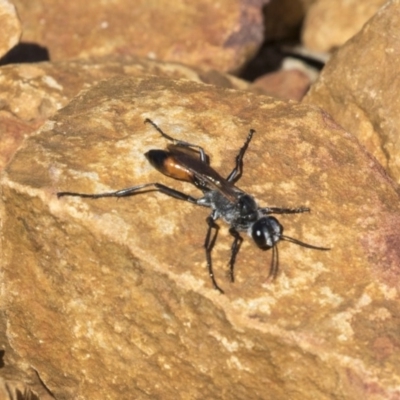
10,0 -> 267,72
302,0 -> 387,51
304,0 -> 400,184
0,377 -> 45,400
251,68 -> 311,101
0,0 -> 21,58
1,76 -> 400,399
0,56 -> 249,170
2,1 -> 400,398
0,55 -> 248,397
0,313 -> 54,399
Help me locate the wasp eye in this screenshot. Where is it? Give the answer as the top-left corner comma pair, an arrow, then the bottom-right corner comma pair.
251,217 -> 283,249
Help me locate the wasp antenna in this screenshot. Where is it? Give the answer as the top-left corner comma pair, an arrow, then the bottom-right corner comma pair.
281,235 -> 330,251
267,244 -> 280,280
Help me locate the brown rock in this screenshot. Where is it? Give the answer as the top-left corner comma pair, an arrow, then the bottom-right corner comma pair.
0,315 -> 55,399
1,76 -> 400,398
0,0 -> 21,58
0,377 -> 49,400
304,0 -> 400,184
0,58 -> 247,393
12,0 -> 267,72
302,0 -> 387,52
0,56 -> 249,170
251,68 -> 311,101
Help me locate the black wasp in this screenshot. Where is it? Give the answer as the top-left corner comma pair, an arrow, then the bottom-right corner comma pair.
58,118 -> 329,293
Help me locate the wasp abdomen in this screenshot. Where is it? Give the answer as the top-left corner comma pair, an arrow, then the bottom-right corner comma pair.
145,150 -> 194,182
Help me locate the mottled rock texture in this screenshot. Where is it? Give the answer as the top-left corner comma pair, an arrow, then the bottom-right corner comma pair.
304,0 -> 400,184
302,0 -> 387,51
0,57 -> 249,170
11,0 -> 267,72
1,1 -> 400,398
1,76 -> 400,399
0,0 -> 21,58
0,377 -> 44,400
252,69 -> 311,101
0,55 -> 247,399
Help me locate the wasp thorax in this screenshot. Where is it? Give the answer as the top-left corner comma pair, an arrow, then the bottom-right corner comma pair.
238,194 -> 257,215
251,216 -> 283,249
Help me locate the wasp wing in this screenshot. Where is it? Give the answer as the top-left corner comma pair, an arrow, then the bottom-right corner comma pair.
146,145 -> 238,202
171,147 -> 239,201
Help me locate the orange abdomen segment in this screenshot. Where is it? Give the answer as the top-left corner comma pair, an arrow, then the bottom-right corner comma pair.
145,150 -> 194,182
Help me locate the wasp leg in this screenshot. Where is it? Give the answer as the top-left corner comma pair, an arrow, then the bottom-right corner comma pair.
144,118 -> 209,163
260,206 -> 310,215
226,129 -> 255,183
204,212 -> 224,293
57,182 -> 200,204
228,227 -> 243,283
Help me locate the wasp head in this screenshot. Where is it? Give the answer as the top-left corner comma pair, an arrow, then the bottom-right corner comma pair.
250,216 -> 283,249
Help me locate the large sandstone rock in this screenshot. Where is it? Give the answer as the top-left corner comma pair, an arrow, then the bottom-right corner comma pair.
11,0 -> 267,72
0,0 -> 21,58
304,0 -> 400,184
302,0 -> 387,51
0,56 -> 247,397
0,56 -> 249,170
1,76 -> 399,399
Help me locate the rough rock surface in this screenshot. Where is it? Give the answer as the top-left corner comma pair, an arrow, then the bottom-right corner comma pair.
0,377 -> 45,400
302,0 -> 387,52
0,56 -> 247,397
304,0 -> 400,184
1,76 -> 400,399
0,292 -> 55,398
0,56 -> 249,170
0,0 -> 21,58
11,0 -> 267,72
251,69 -> 311,101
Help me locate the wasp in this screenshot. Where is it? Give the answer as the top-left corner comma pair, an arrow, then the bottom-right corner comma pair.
58,118 -> 329,293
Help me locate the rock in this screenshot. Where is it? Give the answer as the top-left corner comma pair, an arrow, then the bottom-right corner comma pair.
0,313 -> 54,399
302,0 -> 387,52
0,0 -> 21,59
0,57 -> 247,395
0,56 -> 249,170
251,68 -> 311,101
304,0 -> 400,184
0,377 -> 49,400
1,75 -> 400,399
11,0 -> 267,72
